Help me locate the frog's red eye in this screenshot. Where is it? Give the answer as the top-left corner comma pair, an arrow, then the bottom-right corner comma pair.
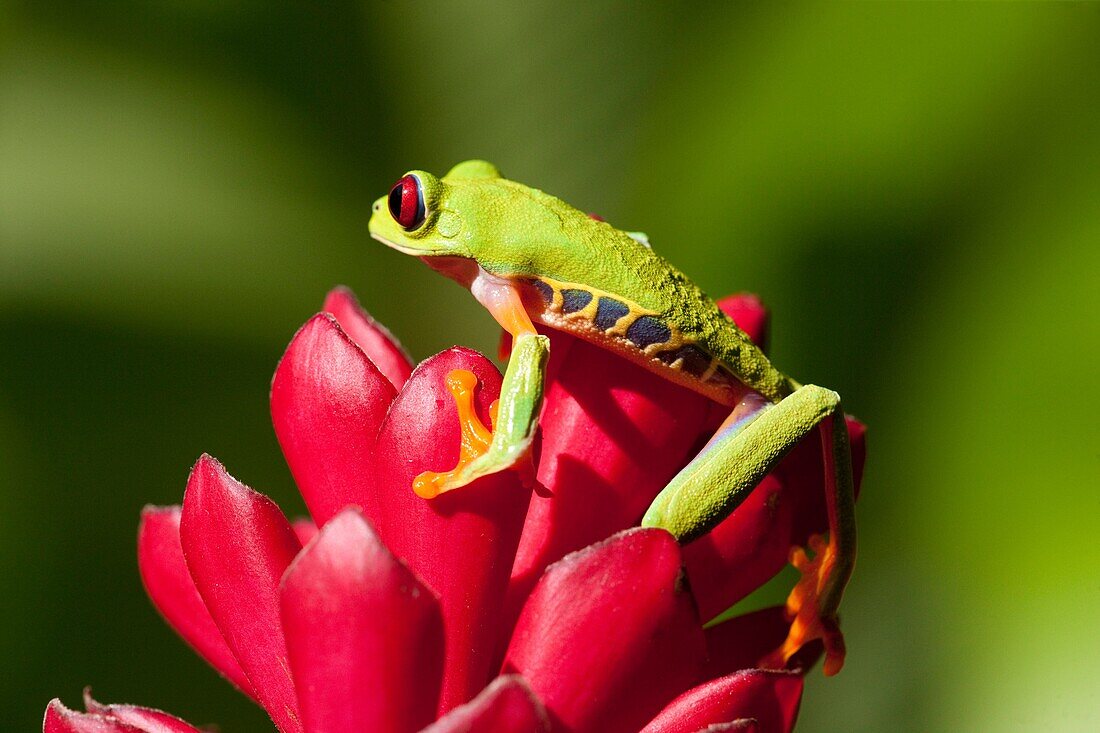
388,174 -> 427,230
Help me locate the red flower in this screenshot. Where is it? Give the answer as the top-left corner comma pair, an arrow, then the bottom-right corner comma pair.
44,287 -> 864,733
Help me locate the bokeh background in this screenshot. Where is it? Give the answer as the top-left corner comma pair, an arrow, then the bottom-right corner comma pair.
2,2 -> 1098,730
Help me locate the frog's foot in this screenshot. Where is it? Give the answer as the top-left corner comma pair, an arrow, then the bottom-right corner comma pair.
413,369 -> 496,499
413,369 -> 539,499
765,533 -> 847,676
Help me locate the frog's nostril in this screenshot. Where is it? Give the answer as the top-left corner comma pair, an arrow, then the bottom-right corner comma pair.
372,201 -> 381,212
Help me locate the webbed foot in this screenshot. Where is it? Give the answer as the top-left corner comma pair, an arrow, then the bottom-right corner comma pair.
765,533 -> 847,676
413,369 -> 495,498
413,368 -> 540,498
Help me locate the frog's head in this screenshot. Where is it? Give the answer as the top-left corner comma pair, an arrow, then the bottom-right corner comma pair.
369,160 -> 574,275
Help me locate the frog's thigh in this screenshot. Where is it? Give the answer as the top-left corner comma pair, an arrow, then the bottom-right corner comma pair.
642,385 -> 842,544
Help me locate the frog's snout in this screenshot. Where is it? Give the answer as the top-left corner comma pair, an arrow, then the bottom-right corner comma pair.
368,196 -> 388,233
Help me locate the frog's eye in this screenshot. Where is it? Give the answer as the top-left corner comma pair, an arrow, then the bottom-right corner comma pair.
388,174 -> 427,230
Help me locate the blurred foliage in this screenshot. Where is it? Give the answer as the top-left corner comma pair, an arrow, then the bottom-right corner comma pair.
2,2 -> 1098,730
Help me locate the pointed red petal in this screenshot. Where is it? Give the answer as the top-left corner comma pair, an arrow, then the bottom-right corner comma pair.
271,313 -> 397,527
323,286 -> 414,389
290,518 -> 318,547
374,347 -> 530,714
640,669 -> 803,733
509,329 -> 718,616
716,293 -> 770,352
179,455 -> 302,733
44,701 -> 143,733
137,506 -> 255,699
79,695 -> 204,733
684,416 -> 867,621
420,676 -> 550,733
281,508 -> 444,733
504,528 -> 706,733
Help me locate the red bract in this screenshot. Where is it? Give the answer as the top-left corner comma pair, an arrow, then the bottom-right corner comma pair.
46,286 -> 865,733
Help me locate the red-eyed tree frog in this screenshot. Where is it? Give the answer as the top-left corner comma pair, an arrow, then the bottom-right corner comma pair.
368,160 -> 857,676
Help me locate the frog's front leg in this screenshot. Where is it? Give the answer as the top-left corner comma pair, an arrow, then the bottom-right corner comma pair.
642,385 -> 857,676
414,274 -> 549,498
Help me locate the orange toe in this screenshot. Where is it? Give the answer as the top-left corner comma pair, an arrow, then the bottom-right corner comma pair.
764,533 -> 847,676
413,369 -> 494,498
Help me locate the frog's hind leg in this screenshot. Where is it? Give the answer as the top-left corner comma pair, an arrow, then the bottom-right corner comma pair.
642,385 -> 857,676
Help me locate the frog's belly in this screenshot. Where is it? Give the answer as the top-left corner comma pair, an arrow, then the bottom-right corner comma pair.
520,277 -> 749,407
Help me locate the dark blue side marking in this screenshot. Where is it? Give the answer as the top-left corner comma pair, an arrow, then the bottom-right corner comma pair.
561,289 -> 593,313
530,279 -> 554,303
594,297 -> 630,330
625,315 -> 671,348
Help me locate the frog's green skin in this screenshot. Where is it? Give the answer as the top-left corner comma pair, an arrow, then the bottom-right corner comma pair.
368,160 -> 857,675
371,160 -> 792,406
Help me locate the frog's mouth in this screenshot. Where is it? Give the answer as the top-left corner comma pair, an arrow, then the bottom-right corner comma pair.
369,231 -> 431,257
369,222 -> 467,258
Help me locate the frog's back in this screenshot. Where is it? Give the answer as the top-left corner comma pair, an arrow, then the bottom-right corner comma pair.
487,183 -> 793,404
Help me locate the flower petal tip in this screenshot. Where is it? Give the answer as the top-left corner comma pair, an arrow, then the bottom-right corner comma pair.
271,311 -> 398,526
422,675 -> 551,733
505,527 -> 706,733
323,285 -> 415,388
44,699 -> 136,733
179,457 -> 303,733
640,669 -> 802,733
281,506 -> 444,733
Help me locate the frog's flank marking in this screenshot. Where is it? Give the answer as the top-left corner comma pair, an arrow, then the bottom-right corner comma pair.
561,289 -> 592,313
626,315 -> 672,348
594,297 -> 630,330
518,275 -> 743,399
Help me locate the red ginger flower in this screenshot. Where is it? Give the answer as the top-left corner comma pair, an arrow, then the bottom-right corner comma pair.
44,287 -> 864,733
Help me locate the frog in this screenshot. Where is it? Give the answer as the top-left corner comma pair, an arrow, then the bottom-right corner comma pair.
368,160 -> 857,676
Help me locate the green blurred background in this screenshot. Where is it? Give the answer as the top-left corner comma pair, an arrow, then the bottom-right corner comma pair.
2,2 -> 1098,730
